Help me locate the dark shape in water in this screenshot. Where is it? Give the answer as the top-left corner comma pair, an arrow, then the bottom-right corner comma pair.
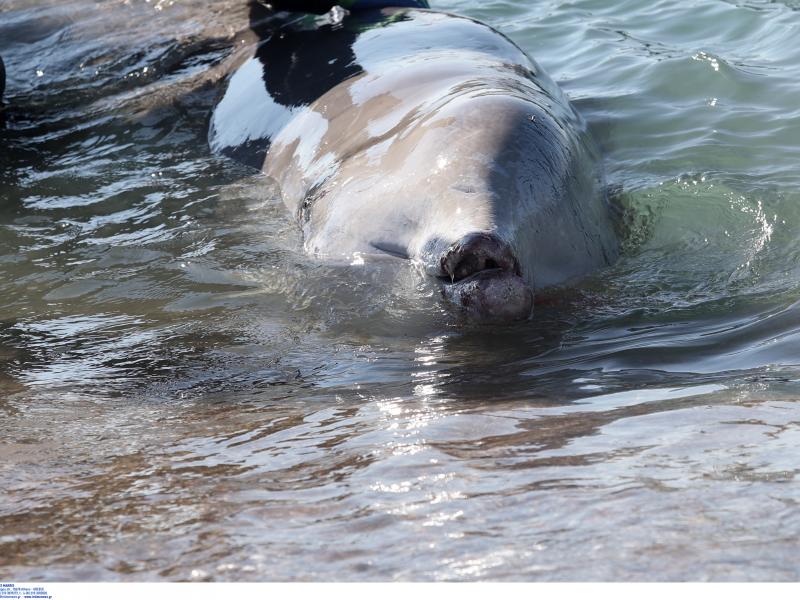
0,54 -> 6,127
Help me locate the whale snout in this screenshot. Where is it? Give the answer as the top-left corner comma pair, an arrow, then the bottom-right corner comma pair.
439,232 -> 533,322
440,231 -> 520,282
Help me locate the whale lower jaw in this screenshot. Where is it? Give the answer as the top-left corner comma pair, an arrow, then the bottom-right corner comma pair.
441,269 -> 533,322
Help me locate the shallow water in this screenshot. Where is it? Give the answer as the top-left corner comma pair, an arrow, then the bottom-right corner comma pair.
2,0 -> 800,582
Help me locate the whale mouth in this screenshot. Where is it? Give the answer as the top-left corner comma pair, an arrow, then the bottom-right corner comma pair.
439,232 -> 533,322
440,231 -> 520,282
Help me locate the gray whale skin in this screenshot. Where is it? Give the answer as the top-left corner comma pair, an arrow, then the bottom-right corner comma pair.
209,7 -> 618,322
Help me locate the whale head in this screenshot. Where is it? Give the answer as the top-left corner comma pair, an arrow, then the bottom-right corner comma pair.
259,89 -> 613,323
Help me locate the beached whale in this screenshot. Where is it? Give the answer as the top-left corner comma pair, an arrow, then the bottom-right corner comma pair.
209,6 -> 618,321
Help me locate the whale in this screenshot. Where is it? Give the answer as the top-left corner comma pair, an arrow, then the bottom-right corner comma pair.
209,6 -> 618,321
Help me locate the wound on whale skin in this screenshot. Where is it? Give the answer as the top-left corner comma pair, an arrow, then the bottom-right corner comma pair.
209,7 -> 618,323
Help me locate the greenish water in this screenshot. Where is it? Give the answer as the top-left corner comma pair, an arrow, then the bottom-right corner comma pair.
2,0 -> 800,581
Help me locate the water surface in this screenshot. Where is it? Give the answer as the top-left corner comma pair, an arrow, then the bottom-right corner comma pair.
2,0 -> 800,581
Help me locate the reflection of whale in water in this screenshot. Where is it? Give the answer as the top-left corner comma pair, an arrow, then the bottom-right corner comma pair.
209,6 -> 618,322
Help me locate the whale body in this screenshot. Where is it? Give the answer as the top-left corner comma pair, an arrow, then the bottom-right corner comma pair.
209,7 -> 618,321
